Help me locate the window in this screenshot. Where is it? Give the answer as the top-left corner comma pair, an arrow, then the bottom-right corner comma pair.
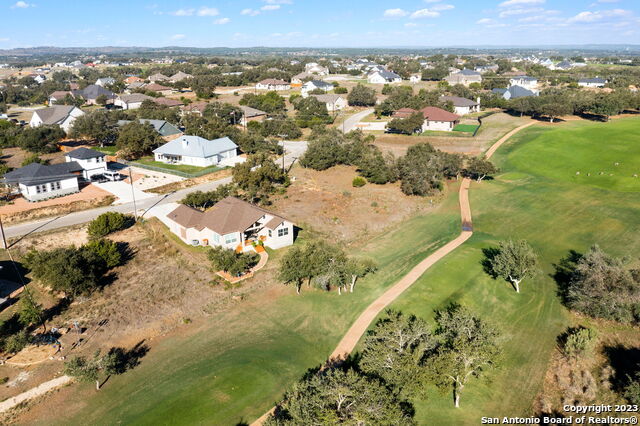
278,228 -> 289,237
224,234 -> 237,245
212,233 -> 220,243
268,230 -> 272,238
51,181 -> 61,191
36,184 -> 48,194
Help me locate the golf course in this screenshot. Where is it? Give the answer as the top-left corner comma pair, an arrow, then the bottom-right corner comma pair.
44,117 -> 640,426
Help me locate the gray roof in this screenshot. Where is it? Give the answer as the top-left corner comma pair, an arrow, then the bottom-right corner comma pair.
118,93 -> 153,104
96,77 -> 116,85
239,105 -> 267,118
506,85 -> 536,98
373,70 -> 401,80
4,162 -> 82,185
33,105 -> 78,125
457,68 -> 481,76
492,88 -> 508,95
440,96 -> 478,107
65,147 -> 105,160
511,75 -> 537,82
73,84 -> 116,101
579,77 -> 606,84
153,135 -> 238,158
306,80 -> 333,88
117,119 -> 182,137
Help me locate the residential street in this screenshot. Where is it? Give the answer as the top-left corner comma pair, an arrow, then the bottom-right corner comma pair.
340,108 -> 374,133
4,141 -> 307,240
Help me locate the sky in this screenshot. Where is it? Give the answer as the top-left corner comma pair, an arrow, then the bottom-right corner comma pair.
0,0 -> 639,49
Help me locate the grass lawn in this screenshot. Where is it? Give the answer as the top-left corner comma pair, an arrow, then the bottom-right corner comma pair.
379,117 -> 640,424
453,123 -> 479,133
40,117 -> 640,425
133,157 -> 223,175
95,146 -> 118,155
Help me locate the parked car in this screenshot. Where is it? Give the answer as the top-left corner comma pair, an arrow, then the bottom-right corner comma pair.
90,173 -> 108,183
103,170 -> 123,181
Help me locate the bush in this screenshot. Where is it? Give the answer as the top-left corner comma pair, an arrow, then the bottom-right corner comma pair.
87,212 -> 131,239
625,372 -> 640,404
85,239 -> 122,269
3,330 -> 31,353
334,87 -> 348,94
561,327 -> 597,359
352,176 -> 366,187
208,246 -> 259,277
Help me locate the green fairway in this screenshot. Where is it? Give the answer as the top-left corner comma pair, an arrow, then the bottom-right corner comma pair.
46,118 -> 640,426
384,117 -> 640,424
453,123 -> 479,133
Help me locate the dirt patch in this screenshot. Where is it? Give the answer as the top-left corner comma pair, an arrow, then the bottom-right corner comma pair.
0,187 -> 115,226
146,168 -> 233,194
1,148 -> 66,170
270,164 -> 437,244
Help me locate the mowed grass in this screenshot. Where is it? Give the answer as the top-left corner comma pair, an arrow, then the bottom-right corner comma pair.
382,117 -> 640,424
48,185 -> 463,425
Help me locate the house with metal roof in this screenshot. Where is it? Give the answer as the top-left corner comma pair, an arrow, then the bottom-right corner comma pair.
492,85 -> 538,100
152,135 -> 240,167
29,105 -> 85,133
367,70 -> 402,84
3,162 -> 83,201
301,80 -> 334,95
578,77 -> 607,88
165,197 -> 294,250
72,84 -> 116,105
117,119 -> 182,140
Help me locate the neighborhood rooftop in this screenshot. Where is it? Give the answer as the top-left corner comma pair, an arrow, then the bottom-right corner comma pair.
153,135 -> 238,158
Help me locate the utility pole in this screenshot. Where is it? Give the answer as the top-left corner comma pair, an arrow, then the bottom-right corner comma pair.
128,168 -> 138,221
0,215 -> 6,250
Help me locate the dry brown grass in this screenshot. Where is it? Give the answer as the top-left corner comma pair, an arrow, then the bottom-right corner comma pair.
145,168 -> 233,194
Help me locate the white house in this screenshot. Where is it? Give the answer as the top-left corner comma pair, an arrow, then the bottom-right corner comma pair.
578,78 -> 607,88
310,94 -> 347,112
115,93 -> 153,110
304,62 -> 329,76
48,90 -> 73,106
29,105 -> 85,133
439,96 -> 480,116
95,77 -> 116,87
420,107 -> 460,132
153,135 -> 241,168
255,79 -> 290,91
367,70 -> 402,84
509,76 -> 538,90
3,162 -> 82,202
165,197 -> 294,250
64,147 -> 108,179
444,69 -> 482,87
409,74 -> 421,83
301,80 -> 333,95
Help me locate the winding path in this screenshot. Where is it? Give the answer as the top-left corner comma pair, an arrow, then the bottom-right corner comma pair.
250,120 -> 536,425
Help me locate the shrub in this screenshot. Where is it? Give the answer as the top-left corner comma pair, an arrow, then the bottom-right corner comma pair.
562,327 -> 597,359
208,246 -> 260,277
625,372 -> 640,404
3,330 -> 31,353
87,212 -> 131,239
334,87 -> 348,94
86,239 -> 122,269
352,177 -> 366,187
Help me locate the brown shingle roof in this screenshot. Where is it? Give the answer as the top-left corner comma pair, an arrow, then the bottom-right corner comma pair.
153,97 -> 183,107
392,108 -> 418,118
420,107 -> 460,122
258,78 -> 289,86
145,83 -> 172,92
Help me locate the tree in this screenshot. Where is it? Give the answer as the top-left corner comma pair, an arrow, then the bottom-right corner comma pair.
21,154 -> 46,166
488,239 -> 538,293
95,94 -> 108,106
116,121 -> 162,159
294,97 -> 331,128
18,291 -> 45,332
539,96 -> 572,122
346,258 -> 377,293
70,110 -> 118,146
428,304 -> 500,408
386,112 -> 424,135
188,75 -> 217,99
16,126 -> 65,153
265,368 -> 415,425
232,154 -> 289,204
137,99 -> 180,123
87,212 -> 131,239
360,310 -> 435,397
347,84 -> 377,106
465,157 -> 497,182
561,327 -> 597,360
240,91 -> 286,113
208,246 -> 259,277
85,239 -> 122,269
278,245 -> 306,294
64,354 -> 100,390
180,184 -> 237,210
625,372 -> 640,405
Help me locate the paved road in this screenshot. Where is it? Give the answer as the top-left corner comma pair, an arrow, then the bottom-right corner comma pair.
340,108 -> 375,133
4,141 -> 307,240
250,120 -> 536,426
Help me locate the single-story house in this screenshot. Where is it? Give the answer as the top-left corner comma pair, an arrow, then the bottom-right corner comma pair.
115,93 -> 153,110
118,119 -> 182,141
444,69 -> 482,87
420,107 -> 460,132
153,135 -> 240,167
475,65 -> 499,74
64,147 -> 108,179
169,71 -> 193,83
291,72 -> 311,87
439,96 -> 480,116
144,83 -> 173,96
578,78 -> 607,88
95,77 -> 116,87
310,94 -> 347,112
492,85 -> 538,100
368,70 -> 402,84
181,101 -> 209,115
509,76 -> 538,90
148,73 -> 170,83
3,162 -> 83,202
301,80 -> 333,95
239,105 -> 267,126
304,62 -> 329,76
125,81 -> 148,93
165,196 -> 294,250
124,76 -> 145,84
29,105 -> 85,133
152,97 -> 183,107
72,85 -> 116,105
255,79 -> 290,91
48,90 -> 73,106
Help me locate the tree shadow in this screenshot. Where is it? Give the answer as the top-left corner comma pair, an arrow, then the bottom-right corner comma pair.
116,241 -> 136,265
42,297 -> 72,324
107,340 -> 150,373
551,250 -> 583,303
603,344 -> 640,393
480,247 -> 501,279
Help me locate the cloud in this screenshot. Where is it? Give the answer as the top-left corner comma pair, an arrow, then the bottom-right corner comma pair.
197,7 -> 219,16
170,34 -> 186,40
261,4 -> 281,11
11,1 -> 33,8
404,22 -> 418,27
241,8 -> 260,16
499,7 -> 543,17
567,8 -> 631,23
171,8 -> 195,16
424,0 -> 441,3
499,0 -> 544,7
431,4 -> 454,11
213,17 -> 230,24
383,8 -> 408,18
477,18 -> 496,24
0,38 -> 10,42
264,0 -> 292,3
411,8 -> 440,19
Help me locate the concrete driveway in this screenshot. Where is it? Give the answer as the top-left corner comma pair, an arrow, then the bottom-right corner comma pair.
93,181 -> 155,205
